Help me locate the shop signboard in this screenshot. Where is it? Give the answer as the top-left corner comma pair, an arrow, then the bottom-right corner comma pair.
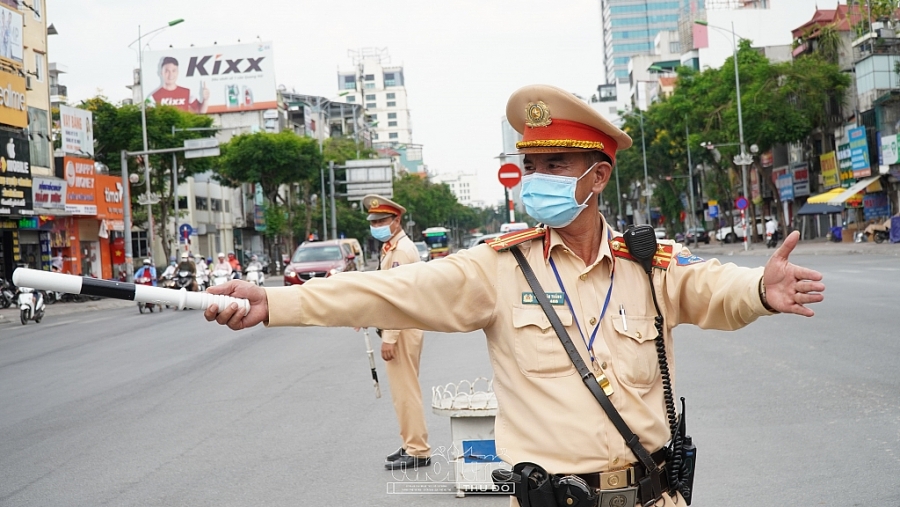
820,151 -> 839,189
837,143 -> 853,182
0,5 -> 23,67
142,42 -> 277,114
0,130 -> 31,215
791,162 -> 810,197
864,192 -> 890,220
773,165 -> 793,201
848,127 -> 871,178
32,176 -> 66,210
0,70 -> 27,129
94,174 -> 125,230
56,156 -> 96,215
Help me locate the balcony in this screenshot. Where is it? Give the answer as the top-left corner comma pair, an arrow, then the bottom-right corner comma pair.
50,84 -> 67,97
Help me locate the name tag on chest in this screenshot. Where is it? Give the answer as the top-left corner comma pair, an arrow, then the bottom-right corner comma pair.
522,292 -> 565,305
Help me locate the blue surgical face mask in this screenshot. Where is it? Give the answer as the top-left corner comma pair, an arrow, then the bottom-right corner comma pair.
520,164 -> 596,228
370,224 -> 394,242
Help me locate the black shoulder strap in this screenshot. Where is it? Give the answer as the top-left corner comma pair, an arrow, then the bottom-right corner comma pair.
510,246 -> 660,478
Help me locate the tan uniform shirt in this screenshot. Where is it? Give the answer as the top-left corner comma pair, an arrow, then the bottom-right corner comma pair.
378,230 -> 421,345
265,219 -> 770,474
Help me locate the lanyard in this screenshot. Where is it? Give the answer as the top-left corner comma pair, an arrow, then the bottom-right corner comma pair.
548,252 -> 614,367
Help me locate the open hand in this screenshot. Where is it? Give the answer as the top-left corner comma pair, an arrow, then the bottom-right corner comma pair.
203,280 -> 269,330
762,231 -> 825,317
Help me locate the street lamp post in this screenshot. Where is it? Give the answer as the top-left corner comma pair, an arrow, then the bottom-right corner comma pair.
696,20 -> 751,249
638,112 -> 651,225
130,19 -> 185,263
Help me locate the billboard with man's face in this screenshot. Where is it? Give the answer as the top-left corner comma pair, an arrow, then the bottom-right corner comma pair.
0,5 -> 23,67
142,42 -> 276,114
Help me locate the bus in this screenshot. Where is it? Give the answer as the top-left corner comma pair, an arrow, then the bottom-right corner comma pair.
422,227 -> 451,258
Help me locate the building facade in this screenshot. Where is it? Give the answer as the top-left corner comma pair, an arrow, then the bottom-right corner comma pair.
336,48 -> 413,148
430,172 -> 480,207
600,0 -> 683,83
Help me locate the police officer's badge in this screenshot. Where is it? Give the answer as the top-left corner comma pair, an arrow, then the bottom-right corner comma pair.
525,101 -> 552,128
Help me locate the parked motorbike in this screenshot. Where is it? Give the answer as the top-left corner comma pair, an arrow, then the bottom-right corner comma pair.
0,277 -> 15,309
135,276 -> 158,313
766,230 -> 779,249
245,265 -> 264,287
17,287 -> 45,325
211,269 -> 231,287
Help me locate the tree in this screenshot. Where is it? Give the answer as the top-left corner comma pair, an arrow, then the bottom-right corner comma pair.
85,97 -> 216,261
214,131 -> 323,258
322,137 -> 376,165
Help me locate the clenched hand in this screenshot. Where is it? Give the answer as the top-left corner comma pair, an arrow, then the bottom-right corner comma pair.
203,280 -> 269,330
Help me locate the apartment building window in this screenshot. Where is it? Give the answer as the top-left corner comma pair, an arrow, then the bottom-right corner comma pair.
34,53 -> 45,82
32,0 -> 42,19
177,196 -> 188,209
343,75 -> 356,90
366,102 -> 376,109
224,200 -> 230,213
211,198 -> 222,212
365,83 -> 375,89
388,121 -> 397,127
346,96 -> 356,103
387,112 -> 397,119
365,94 -> 376,100
364,74 -> 374,81
387,101 -> 396,107
196,196 -> 208,210
386,93 -> 396,99
372,133 -> 379,140
384,72 -> 396,86
389,133 -> 398,139
132,231 -> 149,258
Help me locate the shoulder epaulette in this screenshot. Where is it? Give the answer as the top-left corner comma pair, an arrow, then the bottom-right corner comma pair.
609,236 -> 675,269
487,227 -> 546,252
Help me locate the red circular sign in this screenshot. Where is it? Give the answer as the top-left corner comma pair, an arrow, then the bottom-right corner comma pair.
735,196 -> 748,210
498,164 -> 522,188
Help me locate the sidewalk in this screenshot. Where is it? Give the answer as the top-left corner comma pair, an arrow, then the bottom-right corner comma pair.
685,237 -> 900,257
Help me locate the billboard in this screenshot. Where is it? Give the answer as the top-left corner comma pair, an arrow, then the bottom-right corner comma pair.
0,130 -> 31,215
55,156 -> 96,215
0,5 -> 23,66
95,174 -> 125,231
0,69 -> 26,128
32,176 -> 65,210
142,42 -> 276,114
848,126 -> 871,178
59,105 -> 94,157
820,151 -> 839,189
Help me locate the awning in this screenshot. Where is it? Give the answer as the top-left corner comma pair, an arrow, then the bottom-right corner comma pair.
807,188 -> 846,204
797,202 -> 843,215
827,175 -> 882,205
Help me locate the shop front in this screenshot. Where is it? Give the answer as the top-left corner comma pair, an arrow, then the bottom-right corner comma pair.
56,155 -> 98,276
0,131 -> 33,279
95,174 -> 126,279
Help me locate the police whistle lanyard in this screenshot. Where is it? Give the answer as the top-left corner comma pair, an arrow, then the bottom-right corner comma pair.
548,257 -> 613,369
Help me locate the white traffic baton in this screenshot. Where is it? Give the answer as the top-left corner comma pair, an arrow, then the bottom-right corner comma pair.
362,328 -> 382,398
12,268 -> 250,316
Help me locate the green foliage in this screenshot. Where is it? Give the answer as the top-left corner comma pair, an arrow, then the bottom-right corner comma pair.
262,203 -> 289,239
84,97 -> 215,260
322,137 -> 376,165
392,174 -> 459,232
214,131 -> 323,204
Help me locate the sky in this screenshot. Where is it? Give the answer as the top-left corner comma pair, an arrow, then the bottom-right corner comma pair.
47,0 -> 606,206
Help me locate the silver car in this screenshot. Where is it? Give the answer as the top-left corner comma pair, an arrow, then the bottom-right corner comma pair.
414,241 -> 431,262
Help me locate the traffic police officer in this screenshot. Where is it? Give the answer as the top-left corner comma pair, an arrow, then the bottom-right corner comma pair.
205,84 -> 825,506
363,194 -> 431,470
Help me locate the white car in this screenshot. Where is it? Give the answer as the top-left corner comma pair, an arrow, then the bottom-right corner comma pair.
714,216 -> 774,243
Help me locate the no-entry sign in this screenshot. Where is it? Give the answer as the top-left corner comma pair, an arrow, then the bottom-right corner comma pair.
498,164 -> 522,188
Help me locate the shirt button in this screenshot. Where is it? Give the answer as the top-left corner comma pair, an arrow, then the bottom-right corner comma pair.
613,457 -> 619,465
589,317 -> 597,325
579,274 -> 587,280
601,361 -> 607,369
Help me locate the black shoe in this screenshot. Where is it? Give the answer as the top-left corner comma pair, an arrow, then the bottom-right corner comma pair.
385,448 -> 407,462
385,455 -> 431,470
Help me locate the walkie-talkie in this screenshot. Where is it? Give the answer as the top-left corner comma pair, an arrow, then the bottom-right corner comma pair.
622,225 -> 658,273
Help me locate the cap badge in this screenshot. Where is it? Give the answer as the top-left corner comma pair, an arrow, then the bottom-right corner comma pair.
525,101 -> 552,128
370,198 -> 380,208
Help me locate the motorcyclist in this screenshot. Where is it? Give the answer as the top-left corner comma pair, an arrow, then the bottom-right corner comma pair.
134,258 -> 158,286
160,258 -> 178,280
227,251 -> 242,280
176,251 -> 198,291
213,252 -> 233,279
246,254 -> 264,285
194,254 -> 209,288
765,217 -> 779,248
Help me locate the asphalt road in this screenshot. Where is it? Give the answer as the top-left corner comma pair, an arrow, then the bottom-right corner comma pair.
0,253 -> 897,506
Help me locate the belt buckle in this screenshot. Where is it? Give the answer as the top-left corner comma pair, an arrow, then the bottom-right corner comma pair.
597,467 -> 634,490
598,485 -> 637,507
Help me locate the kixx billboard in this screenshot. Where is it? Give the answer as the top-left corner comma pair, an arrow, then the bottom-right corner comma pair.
142,42 -> 276,114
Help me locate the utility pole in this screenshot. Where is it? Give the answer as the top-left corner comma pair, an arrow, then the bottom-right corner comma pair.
686,119 -> 696,245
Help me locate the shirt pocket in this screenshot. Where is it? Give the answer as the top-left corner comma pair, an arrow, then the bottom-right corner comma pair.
610,315 -> 660,388
512,306 -> 576,378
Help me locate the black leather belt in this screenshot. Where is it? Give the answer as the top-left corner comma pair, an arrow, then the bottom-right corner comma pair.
573,448 -> 669,491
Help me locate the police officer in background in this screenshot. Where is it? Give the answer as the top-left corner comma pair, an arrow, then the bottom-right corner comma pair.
205,84 -> 825,506
361,194 -> 431,470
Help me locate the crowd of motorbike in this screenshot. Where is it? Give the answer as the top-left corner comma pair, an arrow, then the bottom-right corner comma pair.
0,252 -> 267,325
